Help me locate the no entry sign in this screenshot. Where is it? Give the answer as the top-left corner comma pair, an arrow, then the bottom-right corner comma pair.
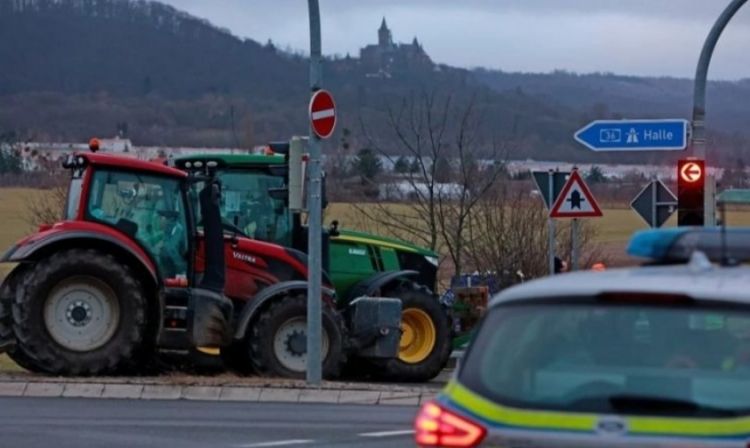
309,89 -> 337,139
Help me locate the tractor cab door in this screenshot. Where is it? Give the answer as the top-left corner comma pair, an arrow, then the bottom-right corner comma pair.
85,169 -> 190,281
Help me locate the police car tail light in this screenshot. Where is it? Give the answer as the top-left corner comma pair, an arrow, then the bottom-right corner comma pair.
414,401 -> 486,448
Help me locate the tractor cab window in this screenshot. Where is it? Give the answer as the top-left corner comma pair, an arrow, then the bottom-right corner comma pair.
194,170 -> 291,246
86,169 -> 189,280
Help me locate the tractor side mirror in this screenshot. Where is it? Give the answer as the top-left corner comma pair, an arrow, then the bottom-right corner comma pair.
329,220 -> 340,237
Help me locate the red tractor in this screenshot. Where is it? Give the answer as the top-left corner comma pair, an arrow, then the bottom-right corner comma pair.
0,151 -> 401,378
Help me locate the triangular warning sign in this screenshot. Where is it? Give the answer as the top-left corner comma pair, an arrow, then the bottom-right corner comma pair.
550,170 -> 603,218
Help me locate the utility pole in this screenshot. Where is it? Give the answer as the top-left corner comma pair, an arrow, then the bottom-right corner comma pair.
306,0 -> 323,385
692,0 -> 747,225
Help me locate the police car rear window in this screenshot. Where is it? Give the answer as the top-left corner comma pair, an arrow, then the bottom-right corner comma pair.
459,302 -> 750,417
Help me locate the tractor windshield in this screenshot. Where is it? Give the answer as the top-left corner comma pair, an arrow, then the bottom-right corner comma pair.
85,169 -> 189,279
193,169 -> 291,246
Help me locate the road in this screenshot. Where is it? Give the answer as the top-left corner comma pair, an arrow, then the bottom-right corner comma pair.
0,397 -> 418,448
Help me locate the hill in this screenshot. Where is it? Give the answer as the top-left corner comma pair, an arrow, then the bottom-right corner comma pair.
1,0 -> 749,165
474,69 -> 750,138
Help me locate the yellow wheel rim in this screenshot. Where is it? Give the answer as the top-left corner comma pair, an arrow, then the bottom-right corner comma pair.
398,308 -> 436,364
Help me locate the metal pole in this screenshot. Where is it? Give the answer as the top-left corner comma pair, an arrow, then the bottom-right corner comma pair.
651,180 -> 657,228
571,219 -> 579,271
306,0 -> 323,385
692,0 -> 747,224
547,170 -> 556,275
705,173 -> 717,226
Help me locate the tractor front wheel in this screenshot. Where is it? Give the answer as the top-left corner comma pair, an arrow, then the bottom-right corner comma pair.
381,282 -> 451,382
248,294 -> 344,379
11,249 -> 147,375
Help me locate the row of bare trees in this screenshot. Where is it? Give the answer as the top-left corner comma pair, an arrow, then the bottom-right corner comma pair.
350,91 -> 605,284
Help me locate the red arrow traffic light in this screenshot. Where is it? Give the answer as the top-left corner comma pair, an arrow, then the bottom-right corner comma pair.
680,161 -> 703,183
677,159 -> 705,226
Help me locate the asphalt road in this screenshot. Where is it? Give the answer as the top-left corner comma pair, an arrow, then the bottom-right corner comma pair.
0,397 -> 418,448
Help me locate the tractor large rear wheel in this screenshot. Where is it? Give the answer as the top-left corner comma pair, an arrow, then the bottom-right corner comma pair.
248,294 -> 344,379
1,268 -> 38,371
0,281 -> 13,354
380,282 -> 451,382
11,249 -> 147,375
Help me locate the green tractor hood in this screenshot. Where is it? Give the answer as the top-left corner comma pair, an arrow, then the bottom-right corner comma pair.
333,229 -> 437,259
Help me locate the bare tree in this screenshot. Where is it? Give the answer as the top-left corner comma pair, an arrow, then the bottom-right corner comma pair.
464,183 -> 550,282
355,91 -> 449,252
555,219 -> 609,270
464,182 -> 609,284
353,91 -> 507,277
25,182 -> 68,230
435,98 -> 508,275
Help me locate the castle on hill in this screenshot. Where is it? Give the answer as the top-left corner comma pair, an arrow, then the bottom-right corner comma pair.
359,18 -> 432,76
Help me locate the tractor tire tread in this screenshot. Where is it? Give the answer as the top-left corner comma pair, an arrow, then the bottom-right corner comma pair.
248,294 -> 345,379
11,249 -> 147,376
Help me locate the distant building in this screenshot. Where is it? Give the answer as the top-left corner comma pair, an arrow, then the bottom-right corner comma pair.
359,17 -> 432,76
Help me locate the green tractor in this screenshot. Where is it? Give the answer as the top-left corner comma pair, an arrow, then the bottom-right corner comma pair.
173,139 -> 451,381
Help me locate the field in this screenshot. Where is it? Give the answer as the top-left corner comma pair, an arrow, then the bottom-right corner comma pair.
1,187 -> 750,271
3,189 -> 750,372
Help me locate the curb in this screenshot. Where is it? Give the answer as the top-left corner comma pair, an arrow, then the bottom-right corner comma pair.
0,380 -> 437,406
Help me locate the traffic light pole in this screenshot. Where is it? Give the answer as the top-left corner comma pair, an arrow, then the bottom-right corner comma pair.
692,0 -> 747,225
306,0 -> 323,385
547,170 -> 556,275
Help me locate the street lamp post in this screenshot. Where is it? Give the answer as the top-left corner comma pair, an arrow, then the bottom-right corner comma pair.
692,0 -> 747,224
306,0 -> 323,385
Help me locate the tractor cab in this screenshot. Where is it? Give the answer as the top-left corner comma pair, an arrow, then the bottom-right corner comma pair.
0,151 -> 232,375
62,153 -> 192,282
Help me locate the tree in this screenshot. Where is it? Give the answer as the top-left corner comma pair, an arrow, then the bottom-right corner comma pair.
353,148 -> 382,182
0,145 -> 21,174
585,165 -> 607,184
355,91 -> 508,276
340,127 -> 352,151
432,156 -> 453,183
409,157 -> 420,174
722,158 -> 748,189
393,156 -> 410,174
465,184 -> 608,284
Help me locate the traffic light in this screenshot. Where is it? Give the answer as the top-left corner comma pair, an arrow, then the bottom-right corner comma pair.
677,159 -> 705,226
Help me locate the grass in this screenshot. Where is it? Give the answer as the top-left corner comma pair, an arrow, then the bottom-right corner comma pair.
2,189 -> 750,373
0,188 -> 48,250
0,355 -> 23,374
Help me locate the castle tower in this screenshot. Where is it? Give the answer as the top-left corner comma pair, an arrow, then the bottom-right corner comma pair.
378,17 -> 393,48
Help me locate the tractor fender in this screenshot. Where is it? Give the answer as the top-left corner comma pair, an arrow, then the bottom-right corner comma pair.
233,280 -> 335,340
3,231 -> 159,285
344,270 -> 421,303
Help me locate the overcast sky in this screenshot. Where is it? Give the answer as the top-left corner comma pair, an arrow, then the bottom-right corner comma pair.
163,0 -> 750,80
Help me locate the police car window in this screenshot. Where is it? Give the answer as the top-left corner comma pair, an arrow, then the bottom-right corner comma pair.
459,303 -> 750,416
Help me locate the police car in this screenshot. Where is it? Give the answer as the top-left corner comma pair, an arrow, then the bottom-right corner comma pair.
415,229 -> 750,447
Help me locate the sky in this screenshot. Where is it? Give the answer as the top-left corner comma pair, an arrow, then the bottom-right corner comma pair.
163,0 -> 750,80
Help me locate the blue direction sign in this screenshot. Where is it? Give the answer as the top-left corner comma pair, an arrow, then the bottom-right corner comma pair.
575,119 -> 689,151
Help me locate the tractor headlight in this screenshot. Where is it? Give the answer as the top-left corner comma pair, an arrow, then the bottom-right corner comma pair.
425,255 -> 439,267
